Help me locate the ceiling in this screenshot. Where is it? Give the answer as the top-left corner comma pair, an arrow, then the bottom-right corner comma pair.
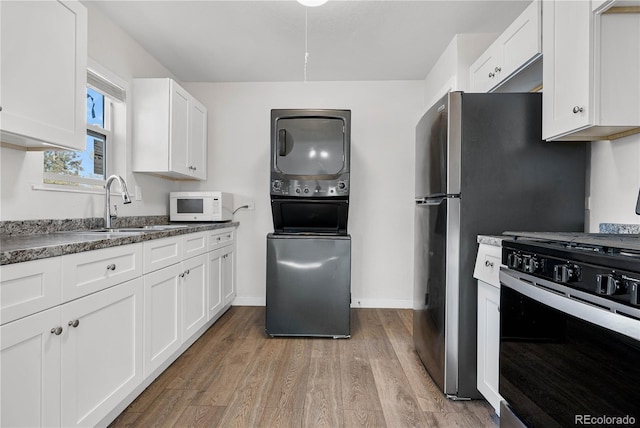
90,0 -> 531,83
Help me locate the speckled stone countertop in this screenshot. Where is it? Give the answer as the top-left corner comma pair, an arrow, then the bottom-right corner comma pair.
0,216 -> 239,265
477,235 -> 515,247
599,223 -> 640,234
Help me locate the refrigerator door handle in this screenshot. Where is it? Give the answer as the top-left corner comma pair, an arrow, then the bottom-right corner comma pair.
415,194 -> 459,205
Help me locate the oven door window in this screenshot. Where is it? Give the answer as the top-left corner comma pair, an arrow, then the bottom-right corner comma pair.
500,285 -> 640,428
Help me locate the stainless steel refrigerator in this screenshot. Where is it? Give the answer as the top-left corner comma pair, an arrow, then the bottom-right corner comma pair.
413,91 -> 586,399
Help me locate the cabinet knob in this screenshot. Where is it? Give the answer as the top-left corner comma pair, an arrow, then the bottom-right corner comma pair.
495,66 -> 501,73
179,272 -> 185,278
488,72 -> 495,78
572,106 -> 584,114
51,326 -> 63,335
68,319 -> 80,328
485,260 -> 494,268
107,263 -> 116,271
0,106 -> 3,112
185,269 -> 190,275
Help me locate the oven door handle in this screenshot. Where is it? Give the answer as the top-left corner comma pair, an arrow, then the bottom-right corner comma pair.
500,269 -> 640,341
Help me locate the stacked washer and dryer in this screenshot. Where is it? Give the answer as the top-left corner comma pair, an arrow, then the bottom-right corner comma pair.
265,109 -> 352,338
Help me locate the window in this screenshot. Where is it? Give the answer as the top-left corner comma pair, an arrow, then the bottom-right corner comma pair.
43,87 -> 110,187
42,67 -> 125,189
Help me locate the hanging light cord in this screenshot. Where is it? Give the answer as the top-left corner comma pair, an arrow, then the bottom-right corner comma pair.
304,7 -> 309,83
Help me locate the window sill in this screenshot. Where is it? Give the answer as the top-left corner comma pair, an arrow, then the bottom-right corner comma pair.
32,183 -> 105,196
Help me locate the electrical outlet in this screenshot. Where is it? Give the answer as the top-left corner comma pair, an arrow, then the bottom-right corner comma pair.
246,201 -> 255,210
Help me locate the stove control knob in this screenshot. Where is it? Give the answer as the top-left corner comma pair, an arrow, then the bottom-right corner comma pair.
523,256 -> 539,273
295,187 -> 301,194
596,274 -> 625,296
554,264 -> 579,283
272,181 -> 282,191
507,253 -> 522,269
338,181 -> 347,190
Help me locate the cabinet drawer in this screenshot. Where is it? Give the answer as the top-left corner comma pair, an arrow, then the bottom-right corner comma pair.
62,244 -> 142,301
473,244 -> 502,287
208,228 -> 234,251
143,236 -> 183,274
183,231 -> 208,258
1,258 -> 62,325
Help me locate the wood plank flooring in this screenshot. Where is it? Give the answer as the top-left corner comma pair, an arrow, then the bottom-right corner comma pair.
109,306 -> 499,428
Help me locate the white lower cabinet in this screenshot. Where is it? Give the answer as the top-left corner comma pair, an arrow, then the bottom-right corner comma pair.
61,278 -> 143,427
1,307 -> 62,428
477,280 -> 502,415
143,263 -> 183,377
221,246 -> 235,306
182,253 -> 208,340
0,278 -> 143,428
474,241 -> 503,416
1,227 -> 237,427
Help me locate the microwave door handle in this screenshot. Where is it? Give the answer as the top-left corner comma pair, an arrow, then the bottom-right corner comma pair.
278,129 -> 287,156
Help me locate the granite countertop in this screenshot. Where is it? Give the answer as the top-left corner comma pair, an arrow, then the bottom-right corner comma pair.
0,217 -> 239,265
477,235 -> 514,247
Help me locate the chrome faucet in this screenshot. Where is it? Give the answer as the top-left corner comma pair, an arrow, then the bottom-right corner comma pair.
105,175 -> 132,229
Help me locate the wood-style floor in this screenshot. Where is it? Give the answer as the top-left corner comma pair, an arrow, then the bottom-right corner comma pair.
110,306 -> 499,428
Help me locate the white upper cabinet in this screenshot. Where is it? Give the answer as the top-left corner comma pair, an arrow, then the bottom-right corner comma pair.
132,78 -> 208,180
543,1 -> 640,141
470,0 -> 541,93
0,0 -> 87,151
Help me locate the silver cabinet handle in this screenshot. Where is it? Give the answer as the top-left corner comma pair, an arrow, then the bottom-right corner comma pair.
495,66 -> 501,72
179,272 -> 185,278
68,319 -> 80,328
485,260 -> 494,268
107,264 -> 116,271
51,326 -> 63,335
572,106 -> 584,114
488,72 -> 495,78
185,269 -> 190,275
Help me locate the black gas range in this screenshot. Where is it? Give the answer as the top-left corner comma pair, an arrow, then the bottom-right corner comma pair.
499,232 -> 640,428
502,232 -> 640,309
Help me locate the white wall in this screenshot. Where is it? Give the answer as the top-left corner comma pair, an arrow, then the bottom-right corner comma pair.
0,2 -> 179,221
588,133 -> 640,231
182,81 -> 424,308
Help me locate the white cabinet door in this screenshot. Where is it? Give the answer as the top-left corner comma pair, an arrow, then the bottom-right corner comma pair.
208,248 -> 225,320
143,263 -> 182,377
477,280 -> 503,415
0,0 -> 86,150
61,278 -> 143,428
182,254 -> 208,339
470,47 -> 499,93
222,246 -> 235,306
542,0 -> 591,140
1,307 -> 62,428
189,97 -> 208,180
169,81 -> 191,177
496,0 -> 541,81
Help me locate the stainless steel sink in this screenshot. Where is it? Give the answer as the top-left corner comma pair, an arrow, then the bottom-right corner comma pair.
137,224 -> 190,231
59,224 -> 190,236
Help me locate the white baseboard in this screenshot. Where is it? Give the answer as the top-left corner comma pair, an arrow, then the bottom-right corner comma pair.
232,296 -> 413,309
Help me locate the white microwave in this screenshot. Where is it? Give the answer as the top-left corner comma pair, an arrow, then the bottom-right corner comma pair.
170,192 -> 233,222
